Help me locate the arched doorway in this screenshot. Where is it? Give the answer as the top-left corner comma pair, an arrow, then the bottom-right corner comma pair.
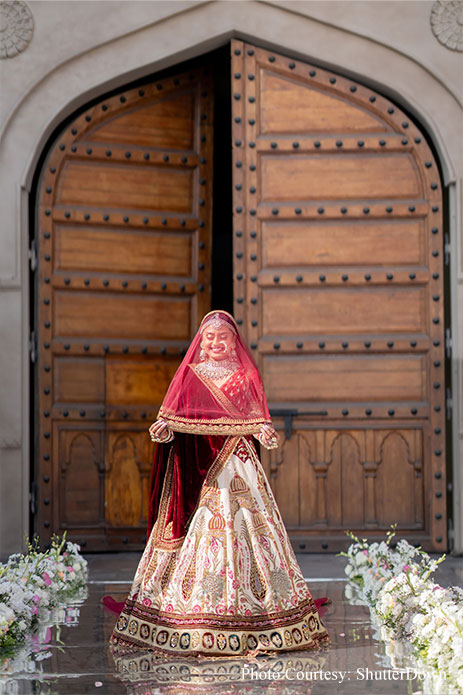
32,40 -> 447,552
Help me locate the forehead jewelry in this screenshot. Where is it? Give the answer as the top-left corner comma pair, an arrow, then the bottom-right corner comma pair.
201,313 -> 236,334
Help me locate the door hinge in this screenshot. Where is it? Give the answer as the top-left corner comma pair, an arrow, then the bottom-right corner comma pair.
446,387 -> 453,421
445,327 -> 452,359
444,233 -> 450,266
29,239 -> 38,272
29,330 -> 37,364
30,481 -> 38,516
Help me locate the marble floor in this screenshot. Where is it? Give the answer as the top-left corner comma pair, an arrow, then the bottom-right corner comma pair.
1,552 -> 462,695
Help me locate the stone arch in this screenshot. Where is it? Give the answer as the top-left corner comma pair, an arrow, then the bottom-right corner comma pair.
2,5 -> 457,191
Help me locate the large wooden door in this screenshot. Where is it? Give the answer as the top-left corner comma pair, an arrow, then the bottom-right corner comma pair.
231,40 -> 446,551
36,66 -> 213,550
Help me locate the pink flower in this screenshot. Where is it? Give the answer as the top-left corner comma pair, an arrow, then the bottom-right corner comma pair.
42,572 -> 52,587
402,565 -> 411,573
192,604 -> 201,613
32,595 -> 41,605
245,609 -> 252,616
67,566 -> 74,573
363,550 -> 369,556
32,606 -> 39,615
142,598 -> 151,607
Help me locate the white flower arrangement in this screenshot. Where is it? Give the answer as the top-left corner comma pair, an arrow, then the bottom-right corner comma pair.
341,526 -> 463,694
0,533 -> 88,659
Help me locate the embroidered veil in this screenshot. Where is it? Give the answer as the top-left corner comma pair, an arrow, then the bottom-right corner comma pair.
158,310 -> 271,435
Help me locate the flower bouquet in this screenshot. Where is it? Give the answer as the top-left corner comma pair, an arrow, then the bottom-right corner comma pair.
341,527 -> 463,694
0,533 -> 88,657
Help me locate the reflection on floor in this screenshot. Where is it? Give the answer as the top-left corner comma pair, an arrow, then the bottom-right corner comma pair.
2,552 -> 462,694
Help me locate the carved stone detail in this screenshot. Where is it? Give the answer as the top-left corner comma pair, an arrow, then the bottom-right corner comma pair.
431,1 -> 463,52
0,0 -> 34,59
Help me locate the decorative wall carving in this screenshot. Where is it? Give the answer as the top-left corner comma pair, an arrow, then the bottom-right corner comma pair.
431,1 -> 463,52
0,0 -> 34,59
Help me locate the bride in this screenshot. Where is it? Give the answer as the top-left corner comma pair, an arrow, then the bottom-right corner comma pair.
110,310 -> 329,656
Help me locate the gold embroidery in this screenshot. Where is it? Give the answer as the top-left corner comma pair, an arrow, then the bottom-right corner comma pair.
252,510 -> 267,531
241,519 -> 268,602
208,512 -> 226,531
230,474 -> 249,494
160,551 -> 177,592
182,551 -> 197,601
150,448 -> 181,551
203,436 -> 241,487
158,405 -> 270,436
249,545 -> 268,601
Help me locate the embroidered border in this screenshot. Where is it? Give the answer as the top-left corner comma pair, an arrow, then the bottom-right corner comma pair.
159,376 -> 271,437
150,448 -> 179,550
157,413 -> 269,436
122,594 -> 318,628
111,601 -> 329,657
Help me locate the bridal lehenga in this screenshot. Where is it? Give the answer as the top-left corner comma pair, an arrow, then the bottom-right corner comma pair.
110,311 -> 329,658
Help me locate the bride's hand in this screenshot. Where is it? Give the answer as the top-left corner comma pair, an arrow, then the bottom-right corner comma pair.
257,424 -> 279,449
149,420 -> 172,443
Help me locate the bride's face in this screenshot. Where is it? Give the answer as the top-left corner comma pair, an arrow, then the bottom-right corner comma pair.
201,326 -> 235,362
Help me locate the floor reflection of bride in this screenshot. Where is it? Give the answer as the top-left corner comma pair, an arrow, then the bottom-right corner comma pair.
112,649 -> 327,695
109,311 -> 329,657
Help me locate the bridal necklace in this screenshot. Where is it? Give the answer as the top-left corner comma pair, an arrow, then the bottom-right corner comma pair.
196,358 -> 239,380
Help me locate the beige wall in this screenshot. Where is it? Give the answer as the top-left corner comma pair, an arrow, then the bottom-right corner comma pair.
1,0 -> 462,554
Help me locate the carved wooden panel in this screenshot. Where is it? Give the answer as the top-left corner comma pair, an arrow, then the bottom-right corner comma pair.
36,65 -> 213,550
264,427 -> 425,549
232,40 -> 446,551
54,425 -> 105,528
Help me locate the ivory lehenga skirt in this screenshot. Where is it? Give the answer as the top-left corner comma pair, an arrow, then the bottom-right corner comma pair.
110,436 -> 329,657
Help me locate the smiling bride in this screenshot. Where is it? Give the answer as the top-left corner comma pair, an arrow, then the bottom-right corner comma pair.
110,310 -> 329,657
